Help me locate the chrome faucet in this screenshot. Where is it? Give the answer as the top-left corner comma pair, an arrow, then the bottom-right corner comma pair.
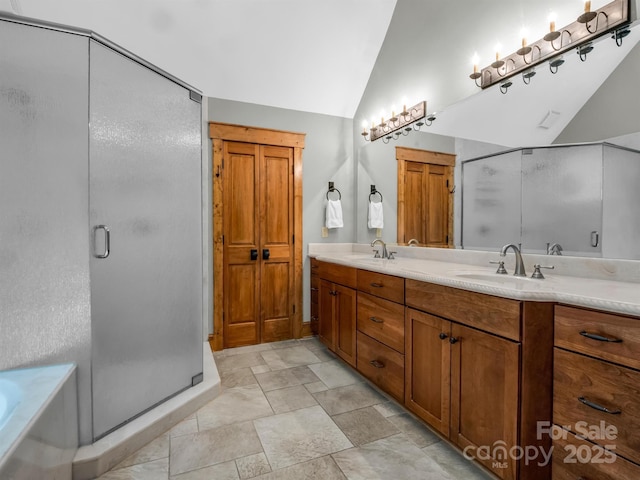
500,243 -> 526,277
546,243 -> 563,255
371,239 -> 389,259
407,238 -> 420,247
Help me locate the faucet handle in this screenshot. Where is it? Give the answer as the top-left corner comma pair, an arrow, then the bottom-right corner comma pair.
388,251 -> 397,260
531,264 -> 554,279
489,260 -> 507,274
372,249 -> 380,259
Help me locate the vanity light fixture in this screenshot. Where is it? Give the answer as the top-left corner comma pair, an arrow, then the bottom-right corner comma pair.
469,0 -> 630,91
361,101 -> 434,143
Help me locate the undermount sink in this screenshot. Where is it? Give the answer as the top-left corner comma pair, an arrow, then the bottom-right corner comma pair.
454,272 -> 543,285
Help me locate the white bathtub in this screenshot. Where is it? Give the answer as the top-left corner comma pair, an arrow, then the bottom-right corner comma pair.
0,364 -> 78,479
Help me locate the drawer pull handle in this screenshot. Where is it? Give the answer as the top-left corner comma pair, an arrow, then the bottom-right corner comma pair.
370,282 -> 383,288
578,396 -> 621,415
579,331 -> 622,343
370,316 -> 384,324
369,359 -> 385,369
329,290 -> 338,296
439,332 -> 448,340
310,287 -> 319,292
311,316 -> 318,321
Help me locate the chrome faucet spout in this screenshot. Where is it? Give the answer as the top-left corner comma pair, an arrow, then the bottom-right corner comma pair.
371,239 -> 388,259
500,243 -> 526,277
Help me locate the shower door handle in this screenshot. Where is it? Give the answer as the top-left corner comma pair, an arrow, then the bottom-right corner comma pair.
93,225 -> 111,258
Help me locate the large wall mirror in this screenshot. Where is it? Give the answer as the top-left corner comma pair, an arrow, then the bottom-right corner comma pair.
461,142 -> 640,260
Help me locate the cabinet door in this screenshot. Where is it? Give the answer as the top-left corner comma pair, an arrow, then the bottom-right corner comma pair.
318,279 -> 335,350
404,309 -> 451,436
450,324 -> 520,480
334,284 -> 357,367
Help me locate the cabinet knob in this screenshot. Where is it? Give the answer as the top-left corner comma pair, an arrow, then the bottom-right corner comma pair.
439,332 -> 448,340
449,337 -> 458,344
329,290 -> 338,296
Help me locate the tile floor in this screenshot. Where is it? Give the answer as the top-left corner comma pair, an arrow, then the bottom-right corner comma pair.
97,337 -> 494,479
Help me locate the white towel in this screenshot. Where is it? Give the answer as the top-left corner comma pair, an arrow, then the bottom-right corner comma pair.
368,201 -> 384,229
325,199 -> 344,228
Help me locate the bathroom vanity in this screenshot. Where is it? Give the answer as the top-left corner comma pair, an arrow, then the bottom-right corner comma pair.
309,245 -> 640,480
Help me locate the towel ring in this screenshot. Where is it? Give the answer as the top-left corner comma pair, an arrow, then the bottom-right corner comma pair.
326,188 -> 341,200
369,191 -> 383,202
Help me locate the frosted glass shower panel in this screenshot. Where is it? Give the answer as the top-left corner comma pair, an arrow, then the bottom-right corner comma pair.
521,145 -> 602,256
89,41 -> 202,440
602,145 -> 640,259
462,150 -> 522,250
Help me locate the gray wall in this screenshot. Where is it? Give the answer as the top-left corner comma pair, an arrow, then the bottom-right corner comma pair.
207,98 -> 354,328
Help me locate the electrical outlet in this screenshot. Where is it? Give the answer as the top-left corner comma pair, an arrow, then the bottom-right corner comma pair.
376,228 -> 382,238
321,227 -> 329,238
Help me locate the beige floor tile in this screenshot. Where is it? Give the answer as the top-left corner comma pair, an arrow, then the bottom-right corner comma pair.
215,352 -> 267,373
289,365 -> 321,384
373,400 -> 406,418
221,343 -> 274,357
260,346 -> 320,370
235,452 -> 272,479
169,421 -> 263,476
308,360 -> 363,389
332,434 -> 454,480
253,405 -> 352,470
170,460 -> 239,480
253,456 -> 346,480
331,406 -> 399,446
387,412 -> 442,448
197,384 -> 273,431
255,368 -> 303,392
265,385 -> 318,414
305,381 -> 328,394
269,339 -> 301,350
220,367 -> 257,389
423,441 -> 495,479
251,365 -> 271,375
98,458 -> 168,480
113,433 -> 169,469
169,418 -> 199,438
312,383 -> 385,415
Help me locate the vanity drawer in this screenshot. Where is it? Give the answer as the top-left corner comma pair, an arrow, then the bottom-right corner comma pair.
554,348 -> 640,465
357,269 -> 404,303
555,305 -> 640,370
552,432 -> 640,480
357,292 -> 404,353
405,279 -> 521,341
357,332 -> 404,402
318,261 -> 357,288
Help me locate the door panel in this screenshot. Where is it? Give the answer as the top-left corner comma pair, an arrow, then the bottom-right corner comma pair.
405,309 -> 451,436
426,165 -> 448,246
404,162 -> 426,243
89,41 -> 202,440
223,142 -> 261,347
319,279 -> 335,349
335,284 -> 357,367
262,262 -> 291,342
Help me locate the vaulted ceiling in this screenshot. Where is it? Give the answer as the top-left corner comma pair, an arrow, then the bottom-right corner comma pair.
4,0 -> 639,146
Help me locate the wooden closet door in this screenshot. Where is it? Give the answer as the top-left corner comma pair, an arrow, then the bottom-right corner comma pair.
260,145 -> 294,342
223,141 -> 261,347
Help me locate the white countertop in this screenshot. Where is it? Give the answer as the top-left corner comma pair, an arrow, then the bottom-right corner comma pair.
310,247 -> 640,317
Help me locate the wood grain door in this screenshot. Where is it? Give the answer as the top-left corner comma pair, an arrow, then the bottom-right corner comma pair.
259,145 -> 294,343
223,143 -> 295,347
404,308 -> 451,437
450,323 -> 520,480
403,162 -> 451,247
223,141 -> 261,347
318,279 -> 335,349
334,284 -> 357,367
397,147 -> 454,247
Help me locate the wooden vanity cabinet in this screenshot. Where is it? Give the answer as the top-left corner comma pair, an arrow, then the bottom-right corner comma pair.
405,280 -> 554,480
552,305 -> 640,479
317,261 -> 357,367
309,258 -> 319,335
355,270 -> 406,402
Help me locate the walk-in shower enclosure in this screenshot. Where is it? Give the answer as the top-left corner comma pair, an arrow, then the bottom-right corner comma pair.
461,143 -> 640,260
0,13 -> 203,443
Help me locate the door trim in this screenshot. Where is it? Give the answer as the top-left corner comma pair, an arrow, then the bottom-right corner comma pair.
210,122 -> 305,351
396,146 -> 455,248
